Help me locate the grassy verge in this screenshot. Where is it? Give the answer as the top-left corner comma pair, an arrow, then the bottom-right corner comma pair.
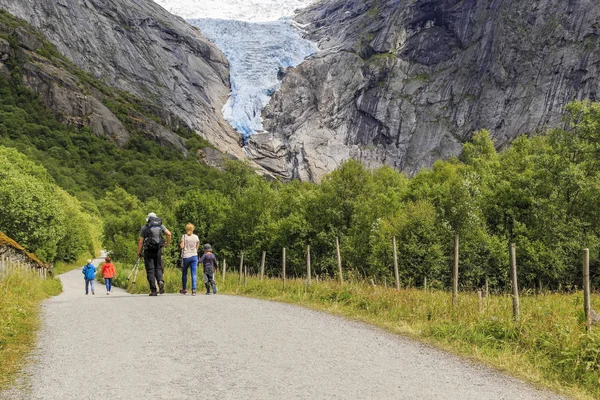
0,270 -> 62,390
112,266 -> 599,399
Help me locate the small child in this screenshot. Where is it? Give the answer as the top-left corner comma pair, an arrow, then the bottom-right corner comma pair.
101,257 -> 116,295
199,244 -> 218,295
82,259 -> 96,295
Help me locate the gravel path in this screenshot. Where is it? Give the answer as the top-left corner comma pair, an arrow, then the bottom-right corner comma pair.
1,260 -> 564,400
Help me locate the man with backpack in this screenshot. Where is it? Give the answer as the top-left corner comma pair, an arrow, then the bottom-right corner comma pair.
137,212 -> 172,296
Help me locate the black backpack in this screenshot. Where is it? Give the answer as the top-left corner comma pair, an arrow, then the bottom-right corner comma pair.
144,217 -> 164,250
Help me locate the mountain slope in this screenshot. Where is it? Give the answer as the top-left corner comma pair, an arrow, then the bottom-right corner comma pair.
0,0 -> 244,158
248,0 -> 600,180
0,9 -> 233,203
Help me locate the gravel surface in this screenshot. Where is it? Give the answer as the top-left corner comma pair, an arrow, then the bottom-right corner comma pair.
1,260 -> 564,400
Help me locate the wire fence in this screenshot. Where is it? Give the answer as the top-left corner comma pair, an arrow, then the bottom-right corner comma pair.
218,237 -> 597,330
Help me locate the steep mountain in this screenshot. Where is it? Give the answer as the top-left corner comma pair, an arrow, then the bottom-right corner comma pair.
0,9 -> 236,202
0,9 -> 192,152
0,0 -> 244,158
247,0 -> 600,181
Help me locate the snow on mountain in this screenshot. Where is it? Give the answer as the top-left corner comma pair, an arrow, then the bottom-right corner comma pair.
191,19 -> 317,138
153,0 -> 316,22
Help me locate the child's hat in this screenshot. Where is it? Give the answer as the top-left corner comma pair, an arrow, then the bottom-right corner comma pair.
87,259 -> 92,264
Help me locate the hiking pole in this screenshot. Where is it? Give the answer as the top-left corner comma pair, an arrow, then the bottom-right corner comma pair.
127,257 -> 141,283
132,258 -> 142,286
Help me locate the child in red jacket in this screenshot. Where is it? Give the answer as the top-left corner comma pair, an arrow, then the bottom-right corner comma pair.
101,257 -> 117,295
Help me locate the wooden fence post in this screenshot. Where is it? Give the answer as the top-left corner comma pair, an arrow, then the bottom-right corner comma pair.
260,251 -> 266,281
282,247 -> 286,289
222,259 -> 227,283
0,255 -> 4,279
238,252 -> 244,285
453,234 -> 459,307
584,248 -> 591,332
485,277 -> 489,297
478,290 -> 483,314
424,277 -> 427,292
336,237 -> 343,285
510,243 -> 520,321
306,245 -> 312,287
393,236 -> 400,291
370,278 -> 376,288
244,265 -> 248,287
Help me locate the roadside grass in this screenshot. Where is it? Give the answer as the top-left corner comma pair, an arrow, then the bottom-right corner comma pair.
112,265 -> 599,399
0,270 -> 62,390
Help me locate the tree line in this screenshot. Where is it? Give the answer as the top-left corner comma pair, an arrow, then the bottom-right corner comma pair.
102,101 -> 600,292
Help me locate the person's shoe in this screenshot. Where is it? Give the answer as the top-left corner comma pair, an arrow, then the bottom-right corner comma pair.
205,292 -> 210,295
191,290 -> 196,296
149,291 -> 158,296
92,291 -> 95,295
106,292 -> 109,295
158,281 -> 165,294
179,289 -> 187,295
85,292 -> 88,295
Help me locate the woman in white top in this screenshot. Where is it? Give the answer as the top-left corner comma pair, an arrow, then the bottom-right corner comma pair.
180,223 -> 200,295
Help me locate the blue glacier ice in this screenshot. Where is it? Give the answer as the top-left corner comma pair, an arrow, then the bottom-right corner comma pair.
190,18 -> 318,139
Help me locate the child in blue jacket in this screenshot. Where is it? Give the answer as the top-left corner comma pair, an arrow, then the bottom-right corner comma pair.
82,259 -> 96,295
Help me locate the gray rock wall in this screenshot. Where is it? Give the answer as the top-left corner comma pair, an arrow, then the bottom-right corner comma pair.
249,0 -> 600,181
0,14 -> 190,152
0,0 -> 245,158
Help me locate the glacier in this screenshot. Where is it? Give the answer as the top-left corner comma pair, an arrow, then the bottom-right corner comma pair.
190,19 -> 317,139
153,0 -> 318,140
153,0 -> 316,22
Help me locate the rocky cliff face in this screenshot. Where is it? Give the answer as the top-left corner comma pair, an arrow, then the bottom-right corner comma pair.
0,0 -> 244,158
248,0 -> 600,181
0,10 -> 190,152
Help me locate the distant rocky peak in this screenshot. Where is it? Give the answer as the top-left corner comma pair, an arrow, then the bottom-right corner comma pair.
246,0 -> 600,181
